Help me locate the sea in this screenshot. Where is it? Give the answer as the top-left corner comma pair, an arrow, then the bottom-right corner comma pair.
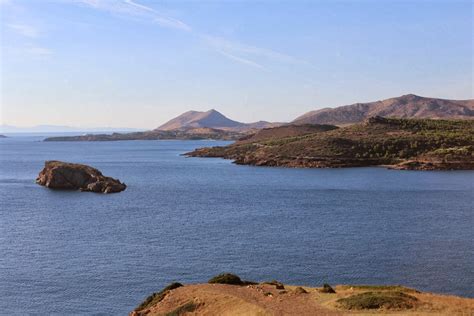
1,135 -> 473,314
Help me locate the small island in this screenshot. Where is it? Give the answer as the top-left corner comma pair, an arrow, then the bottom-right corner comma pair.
36,160 -> 126,193
186,117 -> 474,170
130,273 -> 474,315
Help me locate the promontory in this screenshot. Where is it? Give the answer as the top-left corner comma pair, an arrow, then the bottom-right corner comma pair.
186,117 -> 474,170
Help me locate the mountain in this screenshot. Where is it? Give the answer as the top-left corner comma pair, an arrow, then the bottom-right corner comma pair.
156,109 -> 280,131
187,117 -> 474,170
292,94 -> 474,126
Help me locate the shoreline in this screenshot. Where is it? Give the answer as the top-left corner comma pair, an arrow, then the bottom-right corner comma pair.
131,276 -> 474,315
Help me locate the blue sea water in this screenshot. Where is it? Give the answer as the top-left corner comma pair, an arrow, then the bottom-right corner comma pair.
0,136 -> 473,315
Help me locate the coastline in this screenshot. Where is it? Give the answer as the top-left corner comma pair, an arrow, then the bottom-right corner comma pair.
131,278 -> 474,315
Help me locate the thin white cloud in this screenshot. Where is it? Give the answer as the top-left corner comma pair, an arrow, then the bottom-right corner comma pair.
7,23 -> 40,38
75,0 -> 191,31
73,0 -> 305,70
26,45 -> 53,56
216,50 -> 265,70
202,35 -> 307,68
2,44 -> 53,57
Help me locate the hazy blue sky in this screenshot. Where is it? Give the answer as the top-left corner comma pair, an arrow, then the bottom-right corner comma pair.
1,0 -> 472,128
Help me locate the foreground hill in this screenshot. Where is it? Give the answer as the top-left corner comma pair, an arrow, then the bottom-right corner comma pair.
293,94 -> 474,126
130,274 -> 474,315
187,117 -> 474,170
157,109 -> 280,131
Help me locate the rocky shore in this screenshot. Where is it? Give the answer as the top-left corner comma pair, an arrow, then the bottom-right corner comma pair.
36,161 -> 126,193
186,117 -> 474,170
131,273 -> 474,315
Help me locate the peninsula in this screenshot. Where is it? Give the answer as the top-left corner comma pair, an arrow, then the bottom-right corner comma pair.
186,117 -> 474,170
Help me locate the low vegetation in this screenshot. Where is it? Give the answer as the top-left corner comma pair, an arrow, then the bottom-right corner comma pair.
293,286 -> 308,294
338,284 -> 419,293
263,280 -> 285,289
320,283 -> 336,293
164,301 -> 199,316
135,282 -> 183,312
337,291 -> 418,310
187,117 -> 474,170
208,273 -> 244,285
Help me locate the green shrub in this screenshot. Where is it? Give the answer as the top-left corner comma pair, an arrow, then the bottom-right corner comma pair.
263,280 -> 285,289
293,287 -> 308,294
165,301 -> 199,316
320,283 -> 336,293
208,273 -> 243,285
337,291 -> 417,310
135,282 -> 183,311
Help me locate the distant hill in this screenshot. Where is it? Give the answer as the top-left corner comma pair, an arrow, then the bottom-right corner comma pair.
293,94 -> 474,126
44,127 -> 244,142
156,109 -> 280,131
0,124 -> 144,133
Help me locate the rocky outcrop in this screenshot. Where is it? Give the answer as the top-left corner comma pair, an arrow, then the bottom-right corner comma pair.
36,161 -> 126,193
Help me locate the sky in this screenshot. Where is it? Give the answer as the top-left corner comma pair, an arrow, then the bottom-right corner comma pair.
0,0 -> 472,129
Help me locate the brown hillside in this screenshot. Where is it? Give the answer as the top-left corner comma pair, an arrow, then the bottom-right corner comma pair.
131,282 -> 474,316
293,94 -> 474,126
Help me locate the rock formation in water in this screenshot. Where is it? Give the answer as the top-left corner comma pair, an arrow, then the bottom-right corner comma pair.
36,161 -> 126,193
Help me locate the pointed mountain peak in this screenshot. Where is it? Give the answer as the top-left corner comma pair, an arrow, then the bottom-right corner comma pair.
156,109 -> 242,131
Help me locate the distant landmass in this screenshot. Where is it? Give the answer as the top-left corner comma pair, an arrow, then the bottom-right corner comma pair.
43,94 -> 473,142
0,124 -> 144,134
44,109 -> 281,141
293,94 -> 474,126
157,109 -> 281,131
187,116 -> 474,170
44,127 -> 243,142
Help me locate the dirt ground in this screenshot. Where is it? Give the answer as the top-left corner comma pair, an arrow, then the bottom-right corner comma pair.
131,283 -> 474,316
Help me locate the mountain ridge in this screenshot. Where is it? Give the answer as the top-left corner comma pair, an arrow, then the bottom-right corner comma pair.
293,94 -> 474,126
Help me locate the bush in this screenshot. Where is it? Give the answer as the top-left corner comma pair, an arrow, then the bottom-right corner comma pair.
165,301 -> 199,316
320,283 -> 336,293
135,282 -> 183,311
337,291 -> 417,310
263,280 -> 285,289
293,287 -> 308,294
208,273 -> 243,285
